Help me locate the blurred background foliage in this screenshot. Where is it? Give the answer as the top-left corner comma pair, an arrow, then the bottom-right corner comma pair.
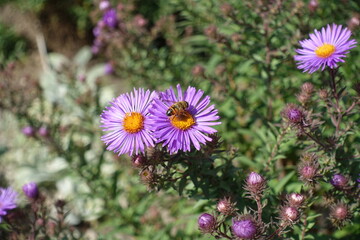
0,0 -> 359,239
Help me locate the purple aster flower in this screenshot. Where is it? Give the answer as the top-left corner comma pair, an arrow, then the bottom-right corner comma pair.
103,8 -> 118,28
22,182 -> 39,199
148,84 -> 221,154
232,219 -> 257,239
0,187 -> 18,223
100,88 -> 157,156
294,24 -> 357,73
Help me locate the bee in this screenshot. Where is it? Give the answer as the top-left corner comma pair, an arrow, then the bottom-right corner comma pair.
166,101 -> 189,117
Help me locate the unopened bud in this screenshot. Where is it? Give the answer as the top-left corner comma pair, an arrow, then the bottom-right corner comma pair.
348,14 -> 360,30
298,163 -> 318,182
301,82 -> 314,94
232,219 -> 257,239
217,197 -> 236,216
220,3 -> 233,16
282,104 -> 304,124
204,25 -> 218,40
192,65 -> 205,77
131,154 -> 147,168
281,206 -> 299,222
330,174 -> 348,190
308,0 -> 318,12
287,193 -> 305,206
330,203 -> 350,221
215,65 -> 226,76
22,182 -> 39,199
198,213 -> 216,233
22,126 -> 35,137
319,89 -> 328,99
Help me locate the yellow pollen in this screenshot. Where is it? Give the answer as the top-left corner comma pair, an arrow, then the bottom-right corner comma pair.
170,111 -> 195,130
123,112 -> 144,134
315,43 -> 335,58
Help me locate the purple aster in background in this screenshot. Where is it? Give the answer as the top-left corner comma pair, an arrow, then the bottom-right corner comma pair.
100,88 -> 157,156
104,63 -> 114,75
22,182 -> 39,199
99,0 -> 110,11
22,126 -> 35,137
0,187 -> 18,223
103,8 -> 118,28
148,84 -> 221,154
294,24 -> 357,73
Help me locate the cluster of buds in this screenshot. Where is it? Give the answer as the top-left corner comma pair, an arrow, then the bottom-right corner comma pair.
297,153 -> 320,185
91,1 -> 148,55
244,172 -> 267,198
21,126 -> 49,138
329,202 -> 351,228
279,193 -> 305,224
297,82 -> 314,106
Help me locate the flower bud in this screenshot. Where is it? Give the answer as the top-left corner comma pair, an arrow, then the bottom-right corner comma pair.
22,126 -> 35,137
245,172 -> 266,197
319,89 -> 328,99
191,65 -> 205,77
308,0 -> 318,12
287,193 -> 305,206
232,218 -> 257,239
133,15 -> 147,28
297,93 -> 310,105
131,154 -> 147,168
282,104 -> 304,124
104,63 -> 114,75
330,203 -> 351,227
330,174 -> 348,190
330,203 -> 350,221
281,206 -> 299,222
298,163 -> 318,183
198,213 -> 216,233
348,14 -> 360,30
22,182 -> 39,199
38,126 -> 49,137
301,82 -> 314,94
215,64 -> 226,76
217,197 -> 236,216
220,3 -> 233,16
204,25 -> 218,40
247,172 -> 265,186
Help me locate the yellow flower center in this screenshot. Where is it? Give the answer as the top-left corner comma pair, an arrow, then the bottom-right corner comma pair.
315,43 -> 336,58
170,111 -> 195,130
123,112 -> 144,134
